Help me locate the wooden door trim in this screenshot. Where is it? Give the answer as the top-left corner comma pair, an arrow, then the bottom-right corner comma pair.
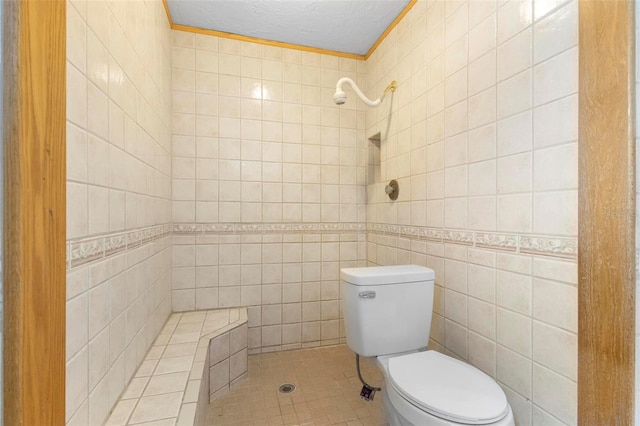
578,1 -> 635,424
3,1 -> 66,424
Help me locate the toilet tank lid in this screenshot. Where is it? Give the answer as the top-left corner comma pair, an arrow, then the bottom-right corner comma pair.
341,265 -> 435,286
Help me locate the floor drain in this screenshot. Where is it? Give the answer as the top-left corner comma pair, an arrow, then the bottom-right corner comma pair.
278,383 -> 296,393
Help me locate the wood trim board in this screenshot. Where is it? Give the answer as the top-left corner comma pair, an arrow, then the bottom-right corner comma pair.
578,0 -> 635,424
364,0 -> 417,60
3,0 -> 66,424
171,24 -> 366,60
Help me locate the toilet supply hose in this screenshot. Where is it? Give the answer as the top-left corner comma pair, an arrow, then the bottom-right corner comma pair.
356,354 -> 381,392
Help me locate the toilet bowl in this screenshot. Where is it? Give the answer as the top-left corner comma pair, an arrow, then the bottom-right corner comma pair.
340,265 -> 515,426
377,351 -> 514,425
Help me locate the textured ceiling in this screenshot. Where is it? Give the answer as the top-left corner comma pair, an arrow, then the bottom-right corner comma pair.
166,0 -> 411,56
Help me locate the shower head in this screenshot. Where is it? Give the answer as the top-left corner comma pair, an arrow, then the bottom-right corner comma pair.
333,90 -> 347,105
333,77 -> 396,107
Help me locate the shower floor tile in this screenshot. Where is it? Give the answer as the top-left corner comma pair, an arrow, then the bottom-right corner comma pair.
206,344 -> 387,425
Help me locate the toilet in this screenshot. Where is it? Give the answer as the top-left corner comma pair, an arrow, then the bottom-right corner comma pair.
341,265 -> 515,426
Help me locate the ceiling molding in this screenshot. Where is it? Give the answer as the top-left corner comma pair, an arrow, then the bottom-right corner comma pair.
162,0 -> 174,25
365,0 -> 417,60
171,23 -> 366,60
161,0 -> 414,61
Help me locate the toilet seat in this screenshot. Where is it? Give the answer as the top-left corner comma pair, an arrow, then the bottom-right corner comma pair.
388,351 -> 509,425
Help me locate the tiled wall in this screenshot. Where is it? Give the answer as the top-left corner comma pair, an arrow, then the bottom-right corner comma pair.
170,31 -> 368,353
65,0 -> 172,424
365,0 -> 578,425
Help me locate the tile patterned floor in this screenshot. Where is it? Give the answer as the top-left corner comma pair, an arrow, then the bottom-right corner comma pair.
206,345 -> 387,426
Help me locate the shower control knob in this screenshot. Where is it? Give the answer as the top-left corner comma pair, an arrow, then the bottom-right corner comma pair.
385,180 -> 399,200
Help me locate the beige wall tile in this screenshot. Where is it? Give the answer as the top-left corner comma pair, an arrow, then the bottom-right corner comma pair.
468,297 -> 496,339
532,364 -> 577,424
496,270 -> 532,315
66,349 -> 88,422
497,308 -> 531,357
533,47 -> 578,106
497,346 -> 532,399
497,28 -> 532,81
444,289 -> 468,326
444,319 -> 467,358
533,190 -> 578,235
533,94 -> 577,148
532,405 -> 565,426
533,278 -> 577,332
497,70 -> 532,119
501,385 -> 532,426
497,193 -> 532,232
497,0 -> 532,44
467,331 -> 496,376
532,321 -> 577,380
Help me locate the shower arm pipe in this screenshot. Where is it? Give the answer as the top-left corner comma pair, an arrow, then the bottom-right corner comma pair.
335,78 -> 396,107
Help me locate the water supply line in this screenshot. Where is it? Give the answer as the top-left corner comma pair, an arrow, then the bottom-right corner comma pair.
356,354 -> 381,391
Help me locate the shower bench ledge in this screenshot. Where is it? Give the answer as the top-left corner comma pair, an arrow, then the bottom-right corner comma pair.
105,307 -> 248,426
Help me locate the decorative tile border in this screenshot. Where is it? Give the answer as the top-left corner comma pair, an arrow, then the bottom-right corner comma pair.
67,224 -> 172,270
519,235 -> 578,259
367,223 -> 577,260
202,223 -> 232,233
175,223 -> 203,233
105,234 -> 127,256
67,222 -> 367,270
475,232 -> 518,252
67,221 -> 576,269
177,222 -> 366,235
69,237 -> 105,268
423,228 -> 443,242
442,230 -> 474,246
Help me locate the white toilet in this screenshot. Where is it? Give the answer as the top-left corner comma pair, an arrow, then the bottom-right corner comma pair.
341,265 -> 515,426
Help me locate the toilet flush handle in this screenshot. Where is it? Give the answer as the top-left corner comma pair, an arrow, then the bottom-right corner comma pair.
359,291 -> 376,299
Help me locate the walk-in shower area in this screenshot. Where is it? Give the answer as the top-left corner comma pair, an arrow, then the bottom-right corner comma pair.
62,0 -> 582,424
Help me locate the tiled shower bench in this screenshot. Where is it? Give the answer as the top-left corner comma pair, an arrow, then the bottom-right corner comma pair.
105,308 -> 248,425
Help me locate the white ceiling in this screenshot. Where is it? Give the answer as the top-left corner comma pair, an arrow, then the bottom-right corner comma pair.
166,0 -> 411,56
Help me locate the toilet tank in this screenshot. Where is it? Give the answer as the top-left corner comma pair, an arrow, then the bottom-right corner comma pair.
341,265 -> 435,357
